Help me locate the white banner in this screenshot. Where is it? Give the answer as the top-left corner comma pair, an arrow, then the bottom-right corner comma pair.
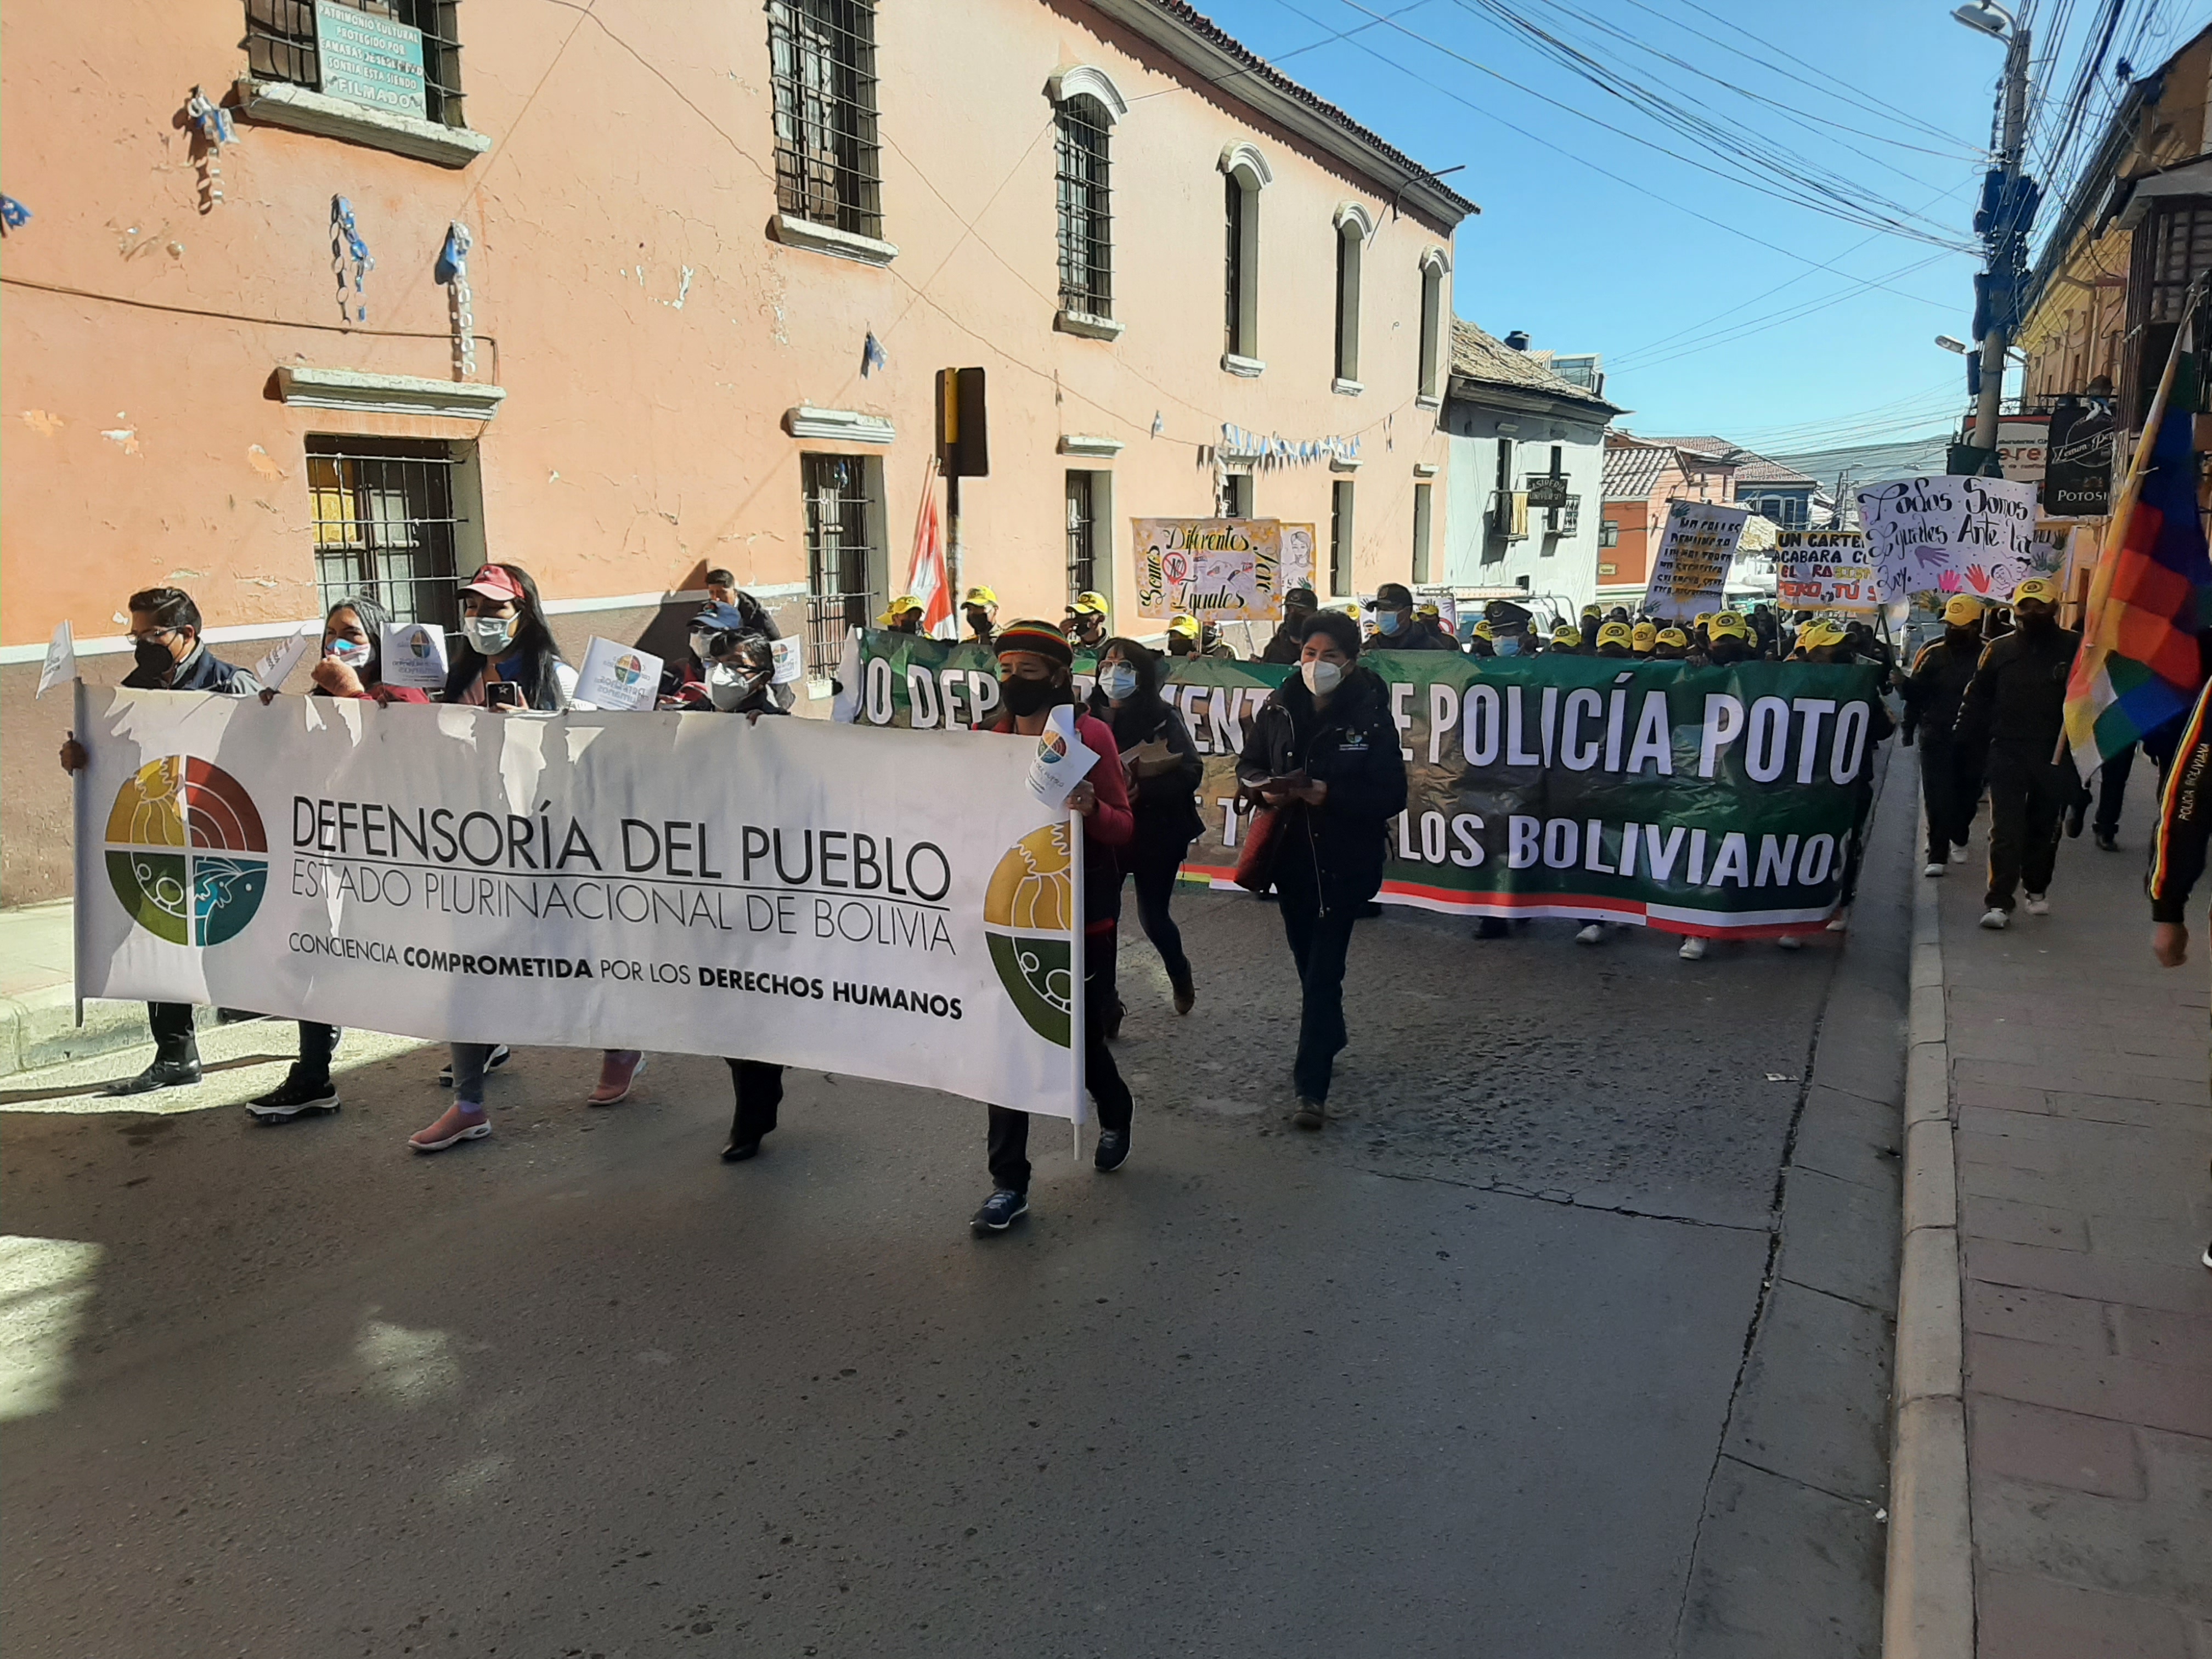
1774,531 -> 1877,613
1855,473 -> 2038,602
1646,501 -> 1748,620
72,688 -> 1085,1120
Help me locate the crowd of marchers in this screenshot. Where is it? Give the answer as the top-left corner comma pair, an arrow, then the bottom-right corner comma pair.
57,562 -> 2118,1237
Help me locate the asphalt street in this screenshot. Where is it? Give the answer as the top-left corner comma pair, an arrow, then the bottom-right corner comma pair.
2,806 -> 1900,1658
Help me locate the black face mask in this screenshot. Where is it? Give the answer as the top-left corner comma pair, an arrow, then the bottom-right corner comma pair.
2017,609 -> 2056,635
1000,675 -> 1058,716
134,637 -> 179,679
1946,625 -> 1982,654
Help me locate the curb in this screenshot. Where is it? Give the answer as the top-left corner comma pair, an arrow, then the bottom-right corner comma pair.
0,986 -> 218,1079
1882,790 -> 1974,1659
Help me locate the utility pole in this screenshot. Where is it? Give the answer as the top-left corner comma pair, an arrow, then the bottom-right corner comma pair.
1964,4 -> 2035,454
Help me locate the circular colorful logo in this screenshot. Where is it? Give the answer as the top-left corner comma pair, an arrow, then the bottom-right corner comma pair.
981,823 -> 1074,1049
407,627 -> 433,658
612,652 -> 646,687
104,757 -> 268,947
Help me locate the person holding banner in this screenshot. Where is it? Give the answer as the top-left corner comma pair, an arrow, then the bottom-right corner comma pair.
1260,587 -> 1320,664
1087,637 -> 1204,1022
1064,590 -> 1111,651
1903,596 -> 1989,877
242,595 -> 431,1121
973,622 -> 1136,1233
58,587 -> 262,1097
880,595 -> 926,634
412,565 -> 584,1150
1957,578 -> 2082,930
1235,611 -> 1409,1130
961,586 -> 998,650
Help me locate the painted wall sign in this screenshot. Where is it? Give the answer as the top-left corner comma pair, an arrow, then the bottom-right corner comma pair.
314,0 -> 428,119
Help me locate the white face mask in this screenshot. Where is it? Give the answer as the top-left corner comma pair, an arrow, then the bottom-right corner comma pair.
466,614 -> 515,655
326,638 -> 373,669
1301,659 -> 1345,696
1098,664 -> 1138,701
705,665 -> 755,710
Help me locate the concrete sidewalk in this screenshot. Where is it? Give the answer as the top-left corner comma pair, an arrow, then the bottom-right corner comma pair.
0,899 -> 210,1075
1936,765 -> 2212,1657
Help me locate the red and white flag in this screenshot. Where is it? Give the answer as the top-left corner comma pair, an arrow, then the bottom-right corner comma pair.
907,459 -> 952,638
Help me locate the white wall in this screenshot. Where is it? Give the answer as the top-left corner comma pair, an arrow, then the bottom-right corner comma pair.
1440,399 -> 1607,621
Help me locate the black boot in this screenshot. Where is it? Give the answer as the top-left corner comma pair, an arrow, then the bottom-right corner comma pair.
108,1053 -> 201,1096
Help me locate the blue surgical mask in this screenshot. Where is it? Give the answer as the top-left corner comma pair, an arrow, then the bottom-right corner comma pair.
466,615 -> 515,656
326,638 -> 373,669
1495,636 -> 1521,657
1098,664 -> 1138,701
1376,610 -> 1403,635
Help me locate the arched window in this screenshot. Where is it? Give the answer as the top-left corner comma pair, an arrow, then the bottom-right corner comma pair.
1417,248 -> 1449,402
1220,143 -> 1273,373
1048,69 -> 1127,331
1333,202 -> 1375,392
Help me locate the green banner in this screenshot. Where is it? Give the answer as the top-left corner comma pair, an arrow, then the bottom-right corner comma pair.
844,633 -> 1884,936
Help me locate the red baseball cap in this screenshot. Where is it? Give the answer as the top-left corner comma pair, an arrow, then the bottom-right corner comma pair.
459,565 -> 524,602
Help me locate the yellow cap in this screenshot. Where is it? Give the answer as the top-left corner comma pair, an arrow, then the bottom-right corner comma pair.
1167,614 -> 1200,639
963,586 -> 997,607
1417,601 -> 1441,618
1942,594 -> 1984,625
2012,576 -> 2058,605
1631,622 -> 1657,649
1582,604 -> 1602,617
1656,627 -> 1689,648
1070,590 -> 1109,616
1694,612 -> 1715,628
1797,620 -> 1849,651
1551,624 -> 1583,647
1474,620 -> 1494,640
1710,610 -> 1748,638
1598,621 -> 1633,647
878,595 -> 922,624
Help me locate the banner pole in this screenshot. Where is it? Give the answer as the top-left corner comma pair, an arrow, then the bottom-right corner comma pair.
1069,803 -> 1085,1159
71,678 -> 87,1029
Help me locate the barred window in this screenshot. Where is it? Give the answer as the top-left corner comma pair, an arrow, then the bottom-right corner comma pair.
803,454 -> 881,679
1066,471 -> 1098,601
1329,480 -> 1355,597
768,0 -> 882,239
245,1 -> 465,127
2147,204 -> 2212,324
307,437 -> 468,628
1054,98 -> 1113,319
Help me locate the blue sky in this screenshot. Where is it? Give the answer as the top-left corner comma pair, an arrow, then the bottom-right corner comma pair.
1196,0 -> 2204,452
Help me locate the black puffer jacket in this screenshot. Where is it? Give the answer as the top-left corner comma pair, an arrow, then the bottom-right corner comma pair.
1088,690 -> 1205,861
1901,634 -> 1980,745
1235,665 -> 1408,912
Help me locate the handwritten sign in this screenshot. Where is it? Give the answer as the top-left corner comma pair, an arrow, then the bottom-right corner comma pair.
1856,473 -> 2037,601
1132,518 -> 1284,622
1774,531 -> 1877,613
1645,500 -> 1748,620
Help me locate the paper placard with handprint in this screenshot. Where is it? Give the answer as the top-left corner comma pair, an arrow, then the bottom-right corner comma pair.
1854,474 -> 2037,603
1131,518 -> 1284,622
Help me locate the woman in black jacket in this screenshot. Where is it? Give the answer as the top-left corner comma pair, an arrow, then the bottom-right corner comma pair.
1087,637 -> 1205,1020
1235,610 -> 1408,1128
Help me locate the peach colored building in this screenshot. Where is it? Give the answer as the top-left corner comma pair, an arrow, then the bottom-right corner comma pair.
0,0 -> 1472,902
1596,433 -> 1740,596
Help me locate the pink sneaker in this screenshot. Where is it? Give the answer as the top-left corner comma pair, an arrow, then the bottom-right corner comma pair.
589,1050 -> 646,1105
410,1101 -> 490,1152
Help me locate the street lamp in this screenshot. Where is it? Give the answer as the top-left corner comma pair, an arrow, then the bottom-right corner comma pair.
1950,1 -> 2013,41
1934,334 -> 1970,353
1951,0 -> 2032,453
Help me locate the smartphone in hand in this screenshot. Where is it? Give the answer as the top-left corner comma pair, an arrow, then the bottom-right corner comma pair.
485,680 -> 522,711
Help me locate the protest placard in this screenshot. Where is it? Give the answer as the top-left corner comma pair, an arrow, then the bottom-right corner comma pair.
72,687 -> 1084,1120
381,620 -> 449,690
1855,473 -> 2038,601
1025,703 -> 1100,809
770,636 -> 803,685
1280,523 -> 1316,591
575,637 -> 664,712
1774,531 -> 1877,613
253,623 -> 321,691
1132,518 -> 1284,622
1645,501 -> 1749,619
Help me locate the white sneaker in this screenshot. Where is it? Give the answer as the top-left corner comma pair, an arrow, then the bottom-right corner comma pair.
1575,922 -> 1606,945
1923,861 -> 1946,878
1950,846 -> 1970,864
1678,935 -> 1708,960
1826,909 -> 1850,933
2023,893 -> 2050,916
1979,907 -> 2010,930
1776,934 -> 1803,950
